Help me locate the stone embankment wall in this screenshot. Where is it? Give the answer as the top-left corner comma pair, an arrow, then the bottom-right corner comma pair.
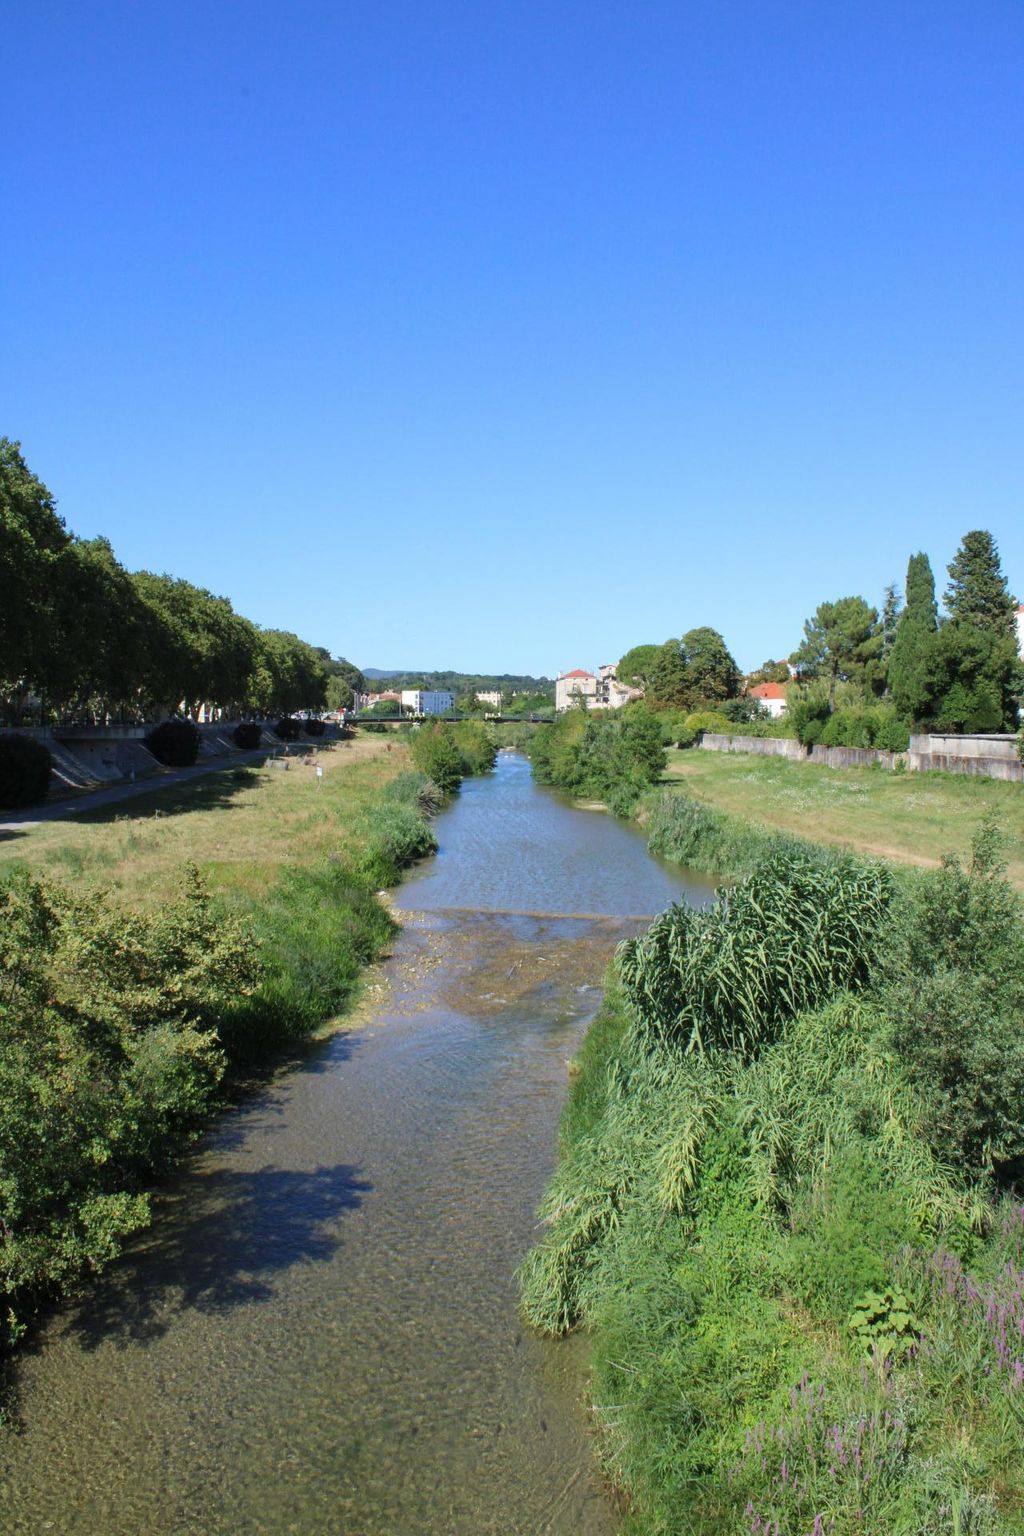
700,732 -> 1023,783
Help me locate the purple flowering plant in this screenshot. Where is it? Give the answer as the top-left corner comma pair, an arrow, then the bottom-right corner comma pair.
733,1372 -> 910,1535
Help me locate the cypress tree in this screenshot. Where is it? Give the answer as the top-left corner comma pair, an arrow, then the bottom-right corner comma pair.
887,553 -> 937,722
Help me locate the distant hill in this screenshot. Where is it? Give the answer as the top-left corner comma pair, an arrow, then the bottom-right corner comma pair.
360,668 -> 554,695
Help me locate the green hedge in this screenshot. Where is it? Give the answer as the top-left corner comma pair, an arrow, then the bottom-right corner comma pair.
232,721 -> 262,749
0,734 -> 52,809
144,719 -> 200,767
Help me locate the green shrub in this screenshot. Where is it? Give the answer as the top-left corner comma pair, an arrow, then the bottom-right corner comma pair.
530,706 -> 665,805
683,710 -> 731,739
641,789 -> 810,877
232,721 -> 262,749
381,769 -> 443,816
411,723 -> 464,794
872,711 -> 911,752
449,719 -> 498,776
355,800 -> 438,886
303,717 -> 325,737
821,710 -> 872,748
878,821 -> 1024,1181
0,864 -> 257,1347
787,1139 -> 917,1316
144,718 -> 201,767
790,695 -> 830,745
274,716 -> 301,741
617,851 -> 894,1058
0,733 -> 52,808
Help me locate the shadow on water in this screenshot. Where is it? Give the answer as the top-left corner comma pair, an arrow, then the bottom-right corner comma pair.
61,1161 -> 371,1352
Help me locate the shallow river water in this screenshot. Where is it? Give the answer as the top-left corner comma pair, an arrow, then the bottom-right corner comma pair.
0,751 -> 713,1535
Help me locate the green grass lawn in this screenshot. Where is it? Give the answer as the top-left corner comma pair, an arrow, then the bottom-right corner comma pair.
0,736 -> 411,909
665,746 -> 1024,885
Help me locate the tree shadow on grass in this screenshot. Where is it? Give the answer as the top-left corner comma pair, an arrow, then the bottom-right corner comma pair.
72,765 -> 269,825
60,1159 -> 371,1353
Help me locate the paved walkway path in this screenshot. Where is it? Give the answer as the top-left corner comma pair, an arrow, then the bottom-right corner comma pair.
0,748 -> 288,832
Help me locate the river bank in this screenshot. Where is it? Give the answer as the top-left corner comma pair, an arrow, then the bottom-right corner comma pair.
0,748 -> 712,1533
522,775 -> 1024,1533
0,738 -> 451,1371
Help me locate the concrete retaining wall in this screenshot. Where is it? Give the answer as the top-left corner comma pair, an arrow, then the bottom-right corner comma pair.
909,733 -> 1019,762
907,733 -> 1023,782
701,733 -> 806,760
699,729 -> 1022,783
810,744 -> 900,771
3,717 -> 341,803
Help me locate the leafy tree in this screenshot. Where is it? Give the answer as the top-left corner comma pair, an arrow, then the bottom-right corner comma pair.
792,597 -> 882,708
45,538 -> 157,721
256,630 -> 328,716
648,639 -> 690,709
0,439 -> 70,718
746,659 -> 791,687
946,530 -> 1017,635
331,657 -> 366,694
680,627 -> 740,705
617,644 -> 662,688
325,676 -> 355,712
887,554 -> 938,722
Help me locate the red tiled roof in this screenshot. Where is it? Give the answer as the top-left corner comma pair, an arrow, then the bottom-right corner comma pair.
561,668 -> 595,679
749,682 -> 787,700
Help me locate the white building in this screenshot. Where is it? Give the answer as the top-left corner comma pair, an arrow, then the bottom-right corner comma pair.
555,669 -> 598,711
401,689 -> 454,715
555,665 -> 641,712
475,689 -> 503,709
748,681 -> 788,718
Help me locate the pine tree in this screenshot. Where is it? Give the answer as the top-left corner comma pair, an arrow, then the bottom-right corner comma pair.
945,530 -> 1016,636
880,582 -> 902,662
888,554 -> 937,721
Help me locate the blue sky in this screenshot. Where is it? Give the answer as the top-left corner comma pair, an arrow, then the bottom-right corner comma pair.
4,2 -> 1022,675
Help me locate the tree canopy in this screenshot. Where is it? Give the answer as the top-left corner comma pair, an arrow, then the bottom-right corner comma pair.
647,629 -> 740,710
1,440 -> 340,724
617,643 -> 662,688
792,597 -> 882,708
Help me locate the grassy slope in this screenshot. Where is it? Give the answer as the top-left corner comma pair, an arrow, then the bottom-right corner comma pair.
0,736 -> 409,910
665,747 -> 1024,885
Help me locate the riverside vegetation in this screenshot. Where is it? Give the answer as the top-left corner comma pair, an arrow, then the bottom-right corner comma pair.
521,766 -> 1024,1532
0,726 -> 493,1377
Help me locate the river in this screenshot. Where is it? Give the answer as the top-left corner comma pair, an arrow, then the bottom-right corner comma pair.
0,751 -> 713,1535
